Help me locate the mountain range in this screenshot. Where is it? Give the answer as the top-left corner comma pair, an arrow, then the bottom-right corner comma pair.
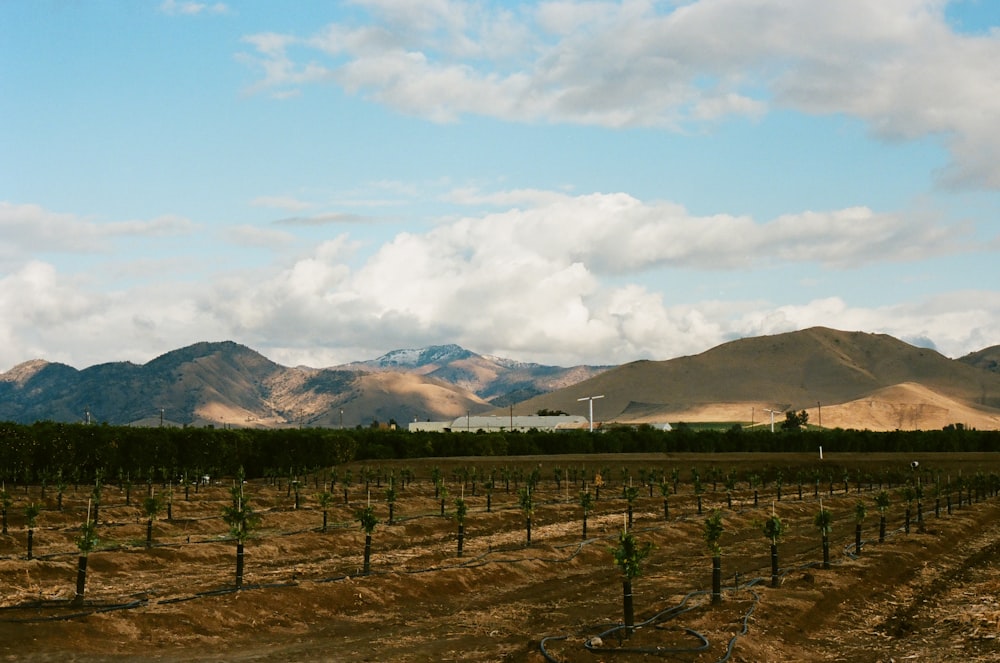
0,341 -> 606,428
1,327 -> 999,431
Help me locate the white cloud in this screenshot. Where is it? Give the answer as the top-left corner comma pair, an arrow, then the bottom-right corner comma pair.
240,0 -> 1000,188
159,0 -> 229,16
251,196 -> 312,211
1,192 -> 995,371
0,202 -> 196,261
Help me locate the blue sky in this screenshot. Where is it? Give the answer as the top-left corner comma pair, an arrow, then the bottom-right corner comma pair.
2,0 -> 1000,370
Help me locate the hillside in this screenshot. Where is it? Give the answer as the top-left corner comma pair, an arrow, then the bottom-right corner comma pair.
959,345 -> 1000,374
342,344 -> 609,405
513,327 -> 1000,431
0,342 -> 493,428
3,328 -> 1000,430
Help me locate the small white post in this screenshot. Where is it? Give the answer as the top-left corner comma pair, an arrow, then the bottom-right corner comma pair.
819,446 -> 823,461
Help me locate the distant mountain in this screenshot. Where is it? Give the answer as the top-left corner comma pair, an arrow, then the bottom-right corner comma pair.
511,327 -> 1000,431
0,341 -> 492,427
342,344 -> 610,406
4,330 -> 1000,430
0,341 -> 604,427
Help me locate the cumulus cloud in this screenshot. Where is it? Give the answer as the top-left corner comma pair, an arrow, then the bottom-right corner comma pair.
239,0 -> 1000,188
1,192 -> 994,371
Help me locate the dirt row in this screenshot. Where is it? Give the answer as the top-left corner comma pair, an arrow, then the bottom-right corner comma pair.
0,453 -> 998,661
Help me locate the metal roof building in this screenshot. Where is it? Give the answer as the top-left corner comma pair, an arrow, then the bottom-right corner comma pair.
409,414 -> 589,433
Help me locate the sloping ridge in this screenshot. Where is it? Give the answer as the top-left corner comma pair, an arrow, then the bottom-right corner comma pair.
0,341 -> 492,427
512,327 -> 1000,429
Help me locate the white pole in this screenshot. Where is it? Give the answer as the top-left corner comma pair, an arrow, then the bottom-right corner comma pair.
577,395 -> 605,433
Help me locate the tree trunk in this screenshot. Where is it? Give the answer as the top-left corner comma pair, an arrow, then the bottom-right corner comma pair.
2,508 -> 7,534
363,534 -> 372,575
622,580 -> 635,631
582,514 -> 588,540
822,535 -> 830,569
73,555 -> 88,606
627,504 -> 634,528
879,515 -> 886,542
486,493 -> 492,513
855,523 -> 862,555
235,541 -> 245,588
770,543 -> 779,587
457,523 -> 464,557
146,519 -> 153,548
526,516 -> 532,544
322,510 -> 328,532
27,529 -> 33,560
663,498 -> 669,520
711,555 -> 722,604
904,507 -> 911,534
389,503 -> 394,525
696,495 -> 702,515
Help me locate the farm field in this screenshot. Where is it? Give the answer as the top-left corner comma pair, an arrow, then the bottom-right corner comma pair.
2,452 -> 1000,662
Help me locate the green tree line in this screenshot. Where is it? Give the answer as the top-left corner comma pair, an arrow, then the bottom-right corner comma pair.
0,420 -> 997,482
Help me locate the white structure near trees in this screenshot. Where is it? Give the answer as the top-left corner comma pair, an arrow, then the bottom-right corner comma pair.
408,414 -> 588,433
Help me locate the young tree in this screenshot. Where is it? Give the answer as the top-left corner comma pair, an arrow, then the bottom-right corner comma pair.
854,500 -> 867,556
221,470 -> 260,589
73,507 -> 99,607
0,486 -> 11,534
624,484 -> 640,529
874,490 -> 891,543
484,477 -> 494,513
385,481 -> 397,525
316,491 -> 334,532
454,496 -> 467,557
899,484 -> 915,534
518,486 -> 534,544
142,493 -> 163,549
658,478 -> 670,520
611,529 -> 652,634
24,502 -> 40,560
579,490 -> 594,540
704,510 -> 724,604
762,508 -> 784,587
723,470 -> 738,509
55,472 -> 68,512
814,503 -> 833,569
355,503 -> 379,575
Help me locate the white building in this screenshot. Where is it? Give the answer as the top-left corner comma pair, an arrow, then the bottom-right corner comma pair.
409,414 -> 589,433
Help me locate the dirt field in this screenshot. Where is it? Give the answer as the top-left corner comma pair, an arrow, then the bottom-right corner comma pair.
2,453 -> 1000,662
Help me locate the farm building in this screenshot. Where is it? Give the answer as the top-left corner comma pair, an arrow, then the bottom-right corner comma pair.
408,414 -> 589,433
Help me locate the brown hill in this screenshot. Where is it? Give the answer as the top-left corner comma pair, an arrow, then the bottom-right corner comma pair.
0,342 -> 491,428
959,345 -> 1000,374
511,327 -> 1000,431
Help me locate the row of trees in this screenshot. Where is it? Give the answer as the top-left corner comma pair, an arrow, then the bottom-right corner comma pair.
1,421 -> 999,485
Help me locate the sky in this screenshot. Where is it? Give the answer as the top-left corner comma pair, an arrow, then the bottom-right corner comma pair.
2,0 -> 1000,371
